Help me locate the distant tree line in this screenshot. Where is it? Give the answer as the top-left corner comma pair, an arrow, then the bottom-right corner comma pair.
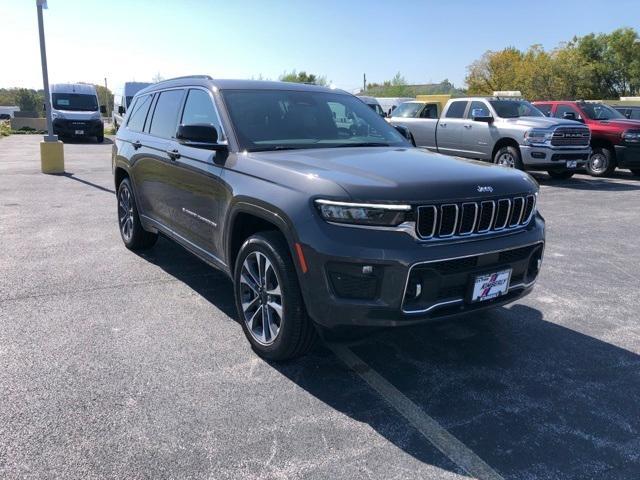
364,73 -> 466,97
466,27 -> 640,100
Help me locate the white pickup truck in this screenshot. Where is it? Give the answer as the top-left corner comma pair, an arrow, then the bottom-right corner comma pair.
388,96 -> 592,179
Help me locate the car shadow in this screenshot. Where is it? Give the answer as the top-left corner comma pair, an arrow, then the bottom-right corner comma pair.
532,172 -> 640,191
61,136 -> 114,145
137,238 -> 640,479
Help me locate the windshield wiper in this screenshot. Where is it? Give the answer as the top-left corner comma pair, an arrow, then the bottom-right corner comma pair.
334,142 -> 390,148
248,145 -> 309,152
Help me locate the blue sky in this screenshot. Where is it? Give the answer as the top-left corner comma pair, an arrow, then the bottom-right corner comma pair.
2,0 -> 639,91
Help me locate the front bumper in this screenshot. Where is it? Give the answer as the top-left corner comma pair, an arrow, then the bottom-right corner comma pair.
53,118 -> 103,137
520,145 -> 590,170
614,145 -> 640,168
297,213 -> 545,329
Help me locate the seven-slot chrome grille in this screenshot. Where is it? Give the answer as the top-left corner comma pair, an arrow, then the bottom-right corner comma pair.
416,194 -> 536,240
550,127 -> 590,146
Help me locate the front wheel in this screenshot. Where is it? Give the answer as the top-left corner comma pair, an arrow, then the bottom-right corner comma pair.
117,178 -> 158,250
493,146 -> 524,169
547,170 -> 574,180
586,147 -> 615,177
234,232 -> 316,361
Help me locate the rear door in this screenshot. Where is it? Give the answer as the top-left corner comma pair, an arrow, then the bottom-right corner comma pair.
437,100 -> 468,156
133,88 -> 186,231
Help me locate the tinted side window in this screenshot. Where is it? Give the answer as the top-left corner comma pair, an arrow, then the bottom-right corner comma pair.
420,104 -> 438,119
554,104 -> 581,120
631,109 -> 640,120
181,89 -> 222,134
126,94 -> 152,132
467,101 -> 490,118
445,101 -> 468,119
536,104 -> 552,117
149,89 -> 185,138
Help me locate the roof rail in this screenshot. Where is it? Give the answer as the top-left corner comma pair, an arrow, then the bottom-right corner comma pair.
155,75 -> 213,84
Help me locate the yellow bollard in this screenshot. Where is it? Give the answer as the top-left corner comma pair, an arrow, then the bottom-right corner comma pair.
40,140 -> 64,174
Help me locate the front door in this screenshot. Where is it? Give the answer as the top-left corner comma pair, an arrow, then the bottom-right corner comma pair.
437,100 -> 468,156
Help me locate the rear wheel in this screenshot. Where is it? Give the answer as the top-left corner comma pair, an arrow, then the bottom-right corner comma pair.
117,178 -> 158,250
547,170 -> 574,180
586,147 -> 615,177
493,145 -> 524,170
234,232 -> 316,361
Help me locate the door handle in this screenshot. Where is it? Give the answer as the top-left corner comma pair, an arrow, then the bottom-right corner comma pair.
132,140 -> 142,150
464,124 -> 472,129
167,148 -> 181,160
440,123 -> 447,127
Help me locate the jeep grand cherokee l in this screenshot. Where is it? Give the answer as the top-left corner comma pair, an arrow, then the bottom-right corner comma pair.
112,76 -> 545,360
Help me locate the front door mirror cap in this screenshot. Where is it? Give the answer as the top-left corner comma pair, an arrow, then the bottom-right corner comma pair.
473,115 -> 494,123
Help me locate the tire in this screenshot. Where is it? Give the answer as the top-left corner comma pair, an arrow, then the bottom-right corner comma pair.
97,135 -> 104,143
234,231 -> 317,361
547,170 -> 574,180
117,178 -> 158,250
630,169 -> 640,177
586,147 -> 615,177
493,145 -> 524,170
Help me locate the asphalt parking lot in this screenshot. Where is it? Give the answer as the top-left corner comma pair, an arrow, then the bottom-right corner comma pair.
1,134 -> 639,480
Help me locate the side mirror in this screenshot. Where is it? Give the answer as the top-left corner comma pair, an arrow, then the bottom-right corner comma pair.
118,106 -> 125,115
562,111 -> 576,120
393,124 -> 412,141
177,124 -> 227,151
100,105 -> 106,114
472,112 -> 494,123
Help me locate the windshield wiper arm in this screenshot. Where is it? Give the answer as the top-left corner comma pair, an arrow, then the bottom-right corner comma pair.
248,145 -> 308,152
336,142 -> 390,147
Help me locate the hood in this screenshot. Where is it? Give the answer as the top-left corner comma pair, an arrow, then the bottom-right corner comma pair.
500,116 -> 584,129
52,109 -> 101,121
595,118 -> 640,130
245,147 -> 537,203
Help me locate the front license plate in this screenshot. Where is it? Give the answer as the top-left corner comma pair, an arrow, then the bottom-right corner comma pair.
566,160 -> 578,168
471,269 -> 511,303
75,129 -> 84,135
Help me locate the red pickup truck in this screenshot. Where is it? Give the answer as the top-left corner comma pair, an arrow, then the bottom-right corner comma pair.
533,101 -> 640,177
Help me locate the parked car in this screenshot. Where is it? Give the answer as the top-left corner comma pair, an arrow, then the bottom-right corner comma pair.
534,101 -> 640,177
357,95 -> 386,117
613,105 -> 640,121
113,76 -> 545,360
50,83 -> 105,142
113,82 -> 153,129
389,96 -> 591,179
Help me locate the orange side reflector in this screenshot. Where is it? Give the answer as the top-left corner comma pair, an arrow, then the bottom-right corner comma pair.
294,243 -> 308,273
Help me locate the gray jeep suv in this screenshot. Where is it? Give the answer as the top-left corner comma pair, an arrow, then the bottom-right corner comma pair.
113,76 -> 545,360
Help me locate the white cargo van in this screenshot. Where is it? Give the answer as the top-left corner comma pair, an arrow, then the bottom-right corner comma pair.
112,82 -> 152,128
51,83 -> 105,142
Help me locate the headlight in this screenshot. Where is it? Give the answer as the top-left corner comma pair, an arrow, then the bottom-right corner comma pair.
524,129 -> 552,145
51,111 -> 64,119
315,199 -> 411,226
622,130 -> 640,143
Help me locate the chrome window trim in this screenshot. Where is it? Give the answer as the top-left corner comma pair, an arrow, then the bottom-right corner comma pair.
401,241 -> 544,314
438,204 -> 458,237
458,202 -> 478,235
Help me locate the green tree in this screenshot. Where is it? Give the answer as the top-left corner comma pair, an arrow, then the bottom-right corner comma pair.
279,70 -> 328,86
14,89 -> 43,115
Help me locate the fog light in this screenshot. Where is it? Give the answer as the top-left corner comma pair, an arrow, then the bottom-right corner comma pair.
362,265 -> 373,275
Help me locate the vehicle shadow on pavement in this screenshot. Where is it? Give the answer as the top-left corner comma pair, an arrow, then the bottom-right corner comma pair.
533,173 -> 640,191
273,305 -> 640,479
60,137 -> 114,145
134,239 -> 640,478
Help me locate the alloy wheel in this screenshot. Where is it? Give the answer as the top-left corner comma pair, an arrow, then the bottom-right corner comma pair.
239,251 -> 284,346
496,152 -> 515,168
118,185 -> 134,242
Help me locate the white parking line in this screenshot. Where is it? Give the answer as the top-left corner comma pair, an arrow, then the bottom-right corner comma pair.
330,344 -> 505,480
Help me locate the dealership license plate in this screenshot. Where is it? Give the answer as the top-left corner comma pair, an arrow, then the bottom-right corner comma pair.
471,269 -> 512,303
75,129 -> 84,135
566,160 -> 578,168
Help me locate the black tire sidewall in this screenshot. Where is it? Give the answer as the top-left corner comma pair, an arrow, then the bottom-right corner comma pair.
117,178 -> 150,249
587,147 -> 614,177
494,146 -> 523,170
233,233 -> 307,360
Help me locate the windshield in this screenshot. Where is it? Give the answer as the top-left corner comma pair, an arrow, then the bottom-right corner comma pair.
52,93 -> 98,112
221,89 -> 407,151
489,100 -> 543,118
390,102 -> 424,118
580,103 -> 625,121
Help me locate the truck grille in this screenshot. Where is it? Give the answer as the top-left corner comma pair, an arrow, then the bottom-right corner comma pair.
416,194 -> 536,240
550,127 -> 590,146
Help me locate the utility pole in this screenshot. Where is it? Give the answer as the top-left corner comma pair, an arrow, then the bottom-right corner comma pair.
36,0 -> 64,174
363,73 -> 366,94
104,77 -> 109,117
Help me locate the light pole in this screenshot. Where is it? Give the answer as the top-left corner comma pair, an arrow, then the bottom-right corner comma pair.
36,0 -> 64,173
